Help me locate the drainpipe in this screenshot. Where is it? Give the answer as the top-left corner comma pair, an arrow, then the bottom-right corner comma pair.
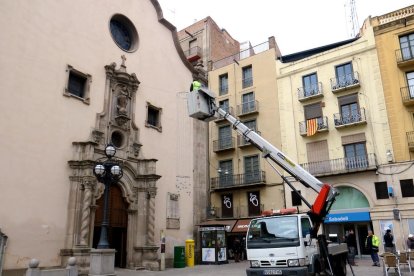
0,228 -> 8,276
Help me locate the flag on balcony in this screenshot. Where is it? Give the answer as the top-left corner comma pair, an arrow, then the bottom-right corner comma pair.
306,118 -> 318,136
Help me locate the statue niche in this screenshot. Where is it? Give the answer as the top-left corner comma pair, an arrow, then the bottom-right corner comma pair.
113,85 -> 131,127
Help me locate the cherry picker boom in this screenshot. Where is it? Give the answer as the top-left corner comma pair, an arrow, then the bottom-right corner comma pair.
187,87 -> 349,276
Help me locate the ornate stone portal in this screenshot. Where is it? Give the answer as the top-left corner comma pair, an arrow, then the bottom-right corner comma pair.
63,57 -> 161,274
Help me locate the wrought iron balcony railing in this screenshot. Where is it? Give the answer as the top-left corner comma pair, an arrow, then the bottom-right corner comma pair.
401,85 -> 414,106
238,131 -> 261,147
237,100 -> 259,116
300,153 -> 377,177
330,72 -> 360,92
407,131 -> 414,151
396,47 -> 414,66
334,108 -> 366,128
213,137 -> 235,152
298,82 -> 323,101
207,204 -> 264,219
210,171 -> 266,190
299,116 -> 329,136
215,106 -> 233,122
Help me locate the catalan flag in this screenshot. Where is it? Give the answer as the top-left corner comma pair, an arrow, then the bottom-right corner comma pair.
306,118 -> 318,136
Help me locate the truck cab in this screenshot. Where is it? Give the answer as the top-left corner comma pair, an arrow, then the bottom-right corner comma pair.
246,212 -> 319,276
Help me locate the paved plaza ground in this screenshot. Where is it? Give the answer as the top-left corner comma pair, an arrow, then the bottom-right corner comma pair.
116,257 -> 414,276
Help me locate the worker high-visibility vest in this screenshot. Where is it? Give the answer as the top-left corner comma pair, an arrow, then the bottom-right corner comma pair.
191,81 -> 201,91
372,235 -> 380,247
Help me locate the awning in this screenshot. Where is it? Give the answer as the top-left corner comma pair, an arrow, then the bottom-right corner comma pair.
197,220 -> 237,232
232,219 -> 252,233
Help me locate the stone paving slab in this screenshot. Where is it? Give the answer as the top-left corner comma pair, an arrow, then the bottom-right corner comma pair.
116,258 -> 414,276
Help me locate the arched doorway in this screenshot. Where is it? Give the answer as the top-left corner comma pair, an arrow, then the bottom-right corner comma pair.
324,186 -> 371,256
93,184 -> 128,267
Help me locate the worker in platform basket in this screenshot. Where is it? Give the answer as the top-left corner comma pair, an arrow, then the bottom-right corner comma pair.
190,79 -> 201,92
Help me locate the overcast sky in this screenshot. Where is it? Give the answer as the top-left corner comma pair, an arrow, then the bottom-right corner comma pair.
158,0 -> 413,55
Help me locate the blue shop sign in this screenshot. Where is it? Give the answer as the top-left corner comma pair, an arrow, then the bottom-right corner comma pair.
324,211 -> 371,223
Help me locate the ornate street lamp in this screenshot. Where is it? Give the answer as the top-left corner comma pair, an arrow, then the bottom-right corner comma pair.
93,144 -> 123,249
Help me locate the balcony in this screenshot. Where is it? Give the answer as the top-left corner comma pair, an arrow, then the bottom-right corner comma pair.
184,46 -> 202,62
334,108 -> 367,128
238,131 -> 261,147
300,153 -> 377,177
299,116 -> 329,136
215,106 -> 233,123
298,82 -> 323,102
407,131 -> 414,151
210,171 -> 266,191
330,72 -> 360,93
237,100 -> 259,116
213,137 -> 235,152
207,204 -> 264,219
401,85 -> 414,106
396,48 -> 414,68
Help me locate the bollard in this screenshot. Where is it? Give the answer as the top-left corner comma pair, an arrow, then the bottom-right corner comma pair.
185,239 -> 195,267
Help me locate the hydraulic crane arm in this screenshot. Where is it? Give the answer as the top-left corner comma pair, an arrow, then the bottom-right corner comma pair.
187,87 -> 339,235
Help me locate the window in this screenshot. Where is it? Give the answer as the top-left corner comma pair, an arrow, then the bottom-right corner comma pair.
301,218 -> 312,238
242,65 -> 253,88
375,182 -> 389,199
335,62 -> 354,87
304,102 -> 324,133
244,155 -> 260,183
219,99 -> 229,113
400,179 -> 414,197
338,94 -> 360,124
109,14 -> 138,52
242,92 -> 255,114
64,65 -> 91,104
344,143 -> 368,169
292,190 -> 302,206
146,103 -> 162,131
218,125 -> 232,149
407,72 -> 414,99
302,73 -> 318,96
221,194 -> 233,218
399,33 -> 414,61
219,159 -> 233,187
166,193 -> 180,229
244,119 -> 257,131
219,74 -> 229,95
248,191 -> 261,216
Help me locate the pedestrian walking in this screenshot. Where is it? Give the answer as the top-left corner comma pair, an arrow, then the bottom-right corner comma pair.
407,233 -> 414,250
383,229 -> 395,253
346,229 -> 357,266
365,230 -> 380,267
233,238 -> 242,262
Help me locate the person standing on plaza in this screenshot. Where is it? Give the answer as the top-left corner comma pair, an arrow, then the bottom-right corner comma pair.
366,230 -> 380,267
346,229 -> 357,266
233,237 -> 242,262
383,229 -> 395,253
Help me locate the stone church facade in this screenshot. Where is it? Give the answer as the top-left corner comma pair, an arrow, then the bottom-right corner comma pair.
0,0 -> 208,274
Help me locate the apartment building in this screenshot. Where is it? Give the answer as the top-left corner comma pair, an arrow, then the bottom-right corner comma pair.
372,3 -> 414,248
207,37 -> 284,250
0,0 -> 206,274
276,7 -> 414,255
177,17 -> 240,71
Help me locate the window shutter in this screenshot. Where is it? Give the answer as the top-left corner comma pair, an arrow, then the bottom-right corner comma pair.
304,103 -> 322,119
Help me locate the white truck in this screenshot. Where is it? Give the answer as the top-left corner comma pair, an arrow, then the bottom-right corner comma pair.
187,87 -> 349,276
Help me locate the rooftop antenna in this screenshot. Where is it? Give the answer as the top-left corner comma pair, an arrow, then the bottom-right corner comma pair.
345,0 -> 360,38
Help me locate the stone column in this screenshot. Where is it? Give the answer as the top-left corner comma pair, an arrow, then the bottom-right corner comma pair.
79,179 -> 95,246
147,190 -> 156,246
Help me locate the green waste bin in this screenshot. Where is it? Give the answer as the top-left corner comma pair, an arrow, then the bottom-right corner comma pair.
173,246 -> 186,268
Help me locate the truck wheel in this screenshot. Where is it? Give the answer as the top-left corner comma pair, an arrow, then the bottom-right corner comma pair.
333,255 -> 347,276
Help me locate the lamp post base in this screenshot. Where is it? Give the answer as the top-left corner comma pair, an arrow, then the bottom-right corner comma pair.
89,248 -> 116,276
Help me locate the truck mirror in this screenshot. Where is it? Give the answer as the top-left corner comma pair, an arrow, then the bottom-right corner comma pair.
304,234 -> 312,246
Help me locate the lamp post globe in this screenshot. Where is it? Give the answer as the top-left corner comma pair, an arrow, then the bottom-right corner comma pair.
93,144 -> 123,249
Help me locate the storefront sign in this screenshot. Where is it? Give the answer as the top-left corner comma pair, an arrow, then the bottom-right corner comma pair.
324,211 -> 370,223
